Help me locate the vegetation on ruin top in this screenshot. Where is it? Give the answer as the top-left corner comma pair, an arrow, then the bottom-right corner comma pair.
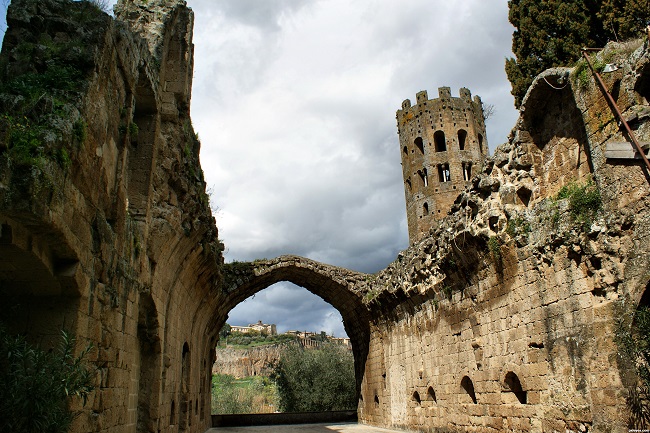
218,331 -> 298,349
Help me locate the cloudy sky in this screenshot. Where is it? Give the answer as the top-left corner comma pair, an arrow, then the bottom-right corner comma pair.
1,1 -> 519,338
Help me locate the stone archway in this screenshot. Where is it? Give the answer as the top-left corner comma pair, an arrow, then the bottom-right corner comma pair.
217,255 -> 372,394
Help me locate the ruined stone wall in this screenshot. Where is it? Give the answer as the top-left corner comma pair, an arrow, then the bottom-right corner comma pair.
0,1 -> 224,432
359,40 -> 650,432
2,1 -> 649,432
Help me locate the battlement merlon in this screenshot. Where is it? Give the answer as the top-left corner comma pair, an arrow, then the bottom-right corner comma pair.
396,87 -> 486,125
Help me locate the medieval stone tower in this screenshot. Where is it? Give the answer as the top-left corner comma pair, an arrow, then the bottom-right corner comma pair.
397,87 -> 488,244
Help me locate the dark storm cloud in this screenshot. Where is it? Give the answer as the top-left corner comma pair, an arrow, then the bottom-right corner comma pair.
227,282 -> 347,337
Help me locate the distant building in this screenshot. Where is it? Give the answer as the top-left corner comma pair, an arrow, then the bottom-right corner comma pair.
230,320 -> 277,335
285,330 -> 315,339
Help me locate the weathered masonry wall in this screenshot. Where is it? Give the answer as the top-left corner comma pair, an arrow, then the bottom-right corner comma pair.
0,1 -> 224,432
359,40 -> 650,432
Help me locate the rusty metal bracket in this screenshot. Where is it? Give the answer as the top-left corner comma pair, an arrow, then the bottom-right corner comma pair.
581,48 -> 650,173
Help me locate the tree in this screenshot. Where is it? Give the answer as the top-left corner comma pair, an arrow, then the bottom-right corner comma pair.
505,0 -> 650,107
272,343 -> 356,412
219,323 -> 231,340
599,0 -> 650,42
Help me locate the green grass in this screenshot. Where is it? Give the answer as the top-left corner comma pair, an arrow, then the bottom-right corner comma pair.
211,374 -> 278,414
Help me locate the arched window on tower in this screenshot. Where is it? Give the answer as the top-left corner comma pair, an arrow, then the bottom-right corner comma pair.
437,164 -> 450,183
458,129 -> 467,150
434,131 -> 446,152
423,202 -> 429,215
403,145 -> 408,156
462,162 -> 472,181
414,137 -> 424,154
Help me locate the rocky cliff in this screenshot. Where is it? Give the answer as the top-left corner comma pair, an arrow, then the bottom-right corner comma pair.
213,346 -> 283,378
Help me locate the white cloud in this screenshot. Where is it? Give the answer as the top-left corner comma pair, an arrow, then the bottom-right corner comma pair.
1,0 -> 519,339
189,0 -> 518,337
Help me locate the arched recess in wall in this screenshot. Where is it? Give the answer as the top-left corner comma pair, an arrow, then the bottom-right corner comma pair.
434,131 -> 446,152
179,342 -> 191,432
158,5 -> 193,120
427,386 -> 437,403
503,371 -> 527,404
412,391 -> 421,405
460,376 -> 477,404
0,220 -> 81,348
477,134 -> 484,154
127,69 -> 159,220
521,70 -> 593,197
137,292 -> 161,433
215,258 -> 372,399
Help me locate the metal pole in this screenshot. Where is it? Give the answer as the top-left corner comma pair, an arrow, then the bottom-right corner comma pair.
581,50 -> 650,173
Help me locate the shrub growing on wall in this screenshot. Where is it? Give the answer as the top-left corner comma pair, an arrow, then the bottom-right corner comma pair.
0,325 -> 95,433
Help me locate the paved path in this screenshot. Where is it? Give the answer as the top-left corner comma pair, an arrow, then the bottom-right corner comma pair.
206,422 -> 407,433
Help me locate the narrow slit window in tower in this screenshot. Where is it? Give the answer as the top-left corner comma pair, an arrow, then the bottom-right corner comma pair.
478,133 -> 484,153
418,169 -> 427,187
423,202 -> 429,215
